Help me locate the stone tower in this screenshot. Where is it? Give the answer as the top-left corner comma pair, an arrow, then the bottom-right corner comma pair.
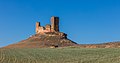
36,22 -> 40,34
51,16 -> 59,32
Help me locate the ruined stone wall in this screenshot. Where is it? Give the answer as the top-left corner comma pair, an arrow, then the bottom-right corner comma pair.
38,27 -> 45,34
36,16 -> 60,34
45,24 -> 51,32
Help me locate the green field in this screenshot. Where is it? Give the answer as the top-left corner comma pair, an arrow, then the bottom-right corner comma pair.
0,47 -> 120,63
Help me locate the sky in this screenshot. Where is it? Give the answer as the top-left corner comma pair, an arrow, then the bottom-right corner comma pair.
0,0 -> 120,47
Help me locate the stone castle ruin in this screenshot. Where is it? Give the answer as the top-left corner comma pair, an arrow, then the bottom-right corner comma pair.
4,16 -> 77,48
36,16 -> 59,34
35,16 -> 67,38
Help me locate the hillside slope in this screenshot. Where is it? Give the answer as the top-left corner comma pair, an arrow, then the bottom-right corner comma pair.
79,41 -> 120,48
4,32 -> 77,48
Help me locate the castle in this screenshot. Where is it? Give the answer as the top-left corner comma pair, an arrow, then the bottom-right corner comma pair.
4,16 -> 77,48
36,16 -> 59,34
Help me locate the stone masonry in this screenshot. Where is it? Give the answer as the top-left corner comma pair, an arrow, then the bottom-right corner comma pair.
35,16 -> 68,39
36,16 -> 59,34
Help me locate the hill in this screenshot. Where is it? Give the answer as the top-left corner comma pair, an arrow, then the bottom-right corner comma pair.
79,41 -> 120,48
4,16 -> 77,48
3,16 -> 120,48
4,32 -> 77,48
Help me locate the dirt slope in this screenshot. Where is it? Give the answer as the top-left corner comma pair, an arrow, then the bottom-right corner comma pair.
79,41 -> 120,48
4,33 -> 77,48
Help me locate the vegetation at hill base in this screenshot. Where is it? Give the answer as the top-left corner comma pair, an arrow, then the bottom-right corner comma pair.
0,47 -> 120,63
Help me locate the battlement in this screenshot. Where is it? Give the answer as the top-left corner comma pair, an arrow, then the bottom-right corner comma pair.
36,16 -> 59,34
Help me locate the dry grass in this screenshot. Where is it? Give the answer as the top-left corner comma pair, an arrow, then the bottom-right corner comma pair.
0,47 -> 120,63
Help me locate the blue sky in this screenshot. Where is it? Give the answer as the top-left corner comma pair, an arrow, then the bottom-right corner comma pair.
0,0 -> 120,47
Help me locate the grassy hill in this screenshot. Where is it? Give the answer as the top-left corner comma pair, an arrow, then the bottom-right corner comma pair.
0,47 -> 120,63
